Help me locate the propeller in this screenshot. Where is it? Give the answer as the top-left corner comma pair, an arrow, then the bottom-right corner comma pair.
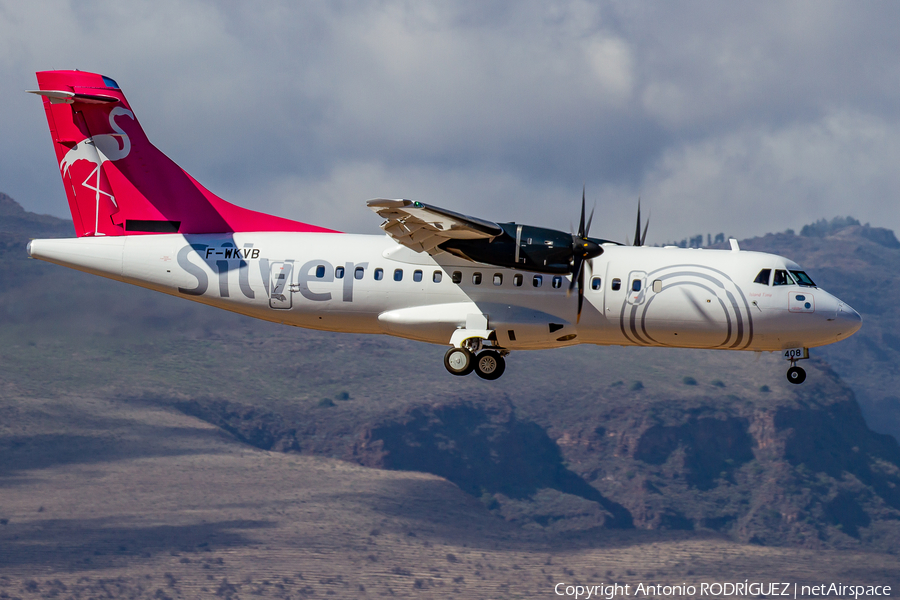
632,197 -> 650,246
568,186 -> 603,323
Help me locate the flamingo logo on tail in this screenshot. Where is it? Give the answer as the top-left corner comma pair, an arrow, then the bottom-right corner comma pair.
59,106 -> 135,235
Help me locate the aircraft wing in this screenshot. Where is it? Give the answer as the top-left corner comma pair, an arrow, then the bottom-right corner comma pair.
367,199 -> 504,254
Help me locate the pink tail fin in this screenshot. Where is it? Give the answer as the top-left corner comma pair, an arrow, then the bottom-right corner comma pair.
32,70 -> 337,237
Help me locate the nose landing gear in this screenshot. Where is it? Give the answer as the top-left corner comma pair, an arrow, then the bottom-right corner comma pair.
783,347 -> 809,385
787,365 -> 806,384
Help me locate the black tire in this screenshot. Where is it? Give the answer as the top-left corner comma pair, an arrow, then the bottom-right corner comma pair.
444,347 -> 474,376
787,366 -> 806,385
474,350 -> 506,380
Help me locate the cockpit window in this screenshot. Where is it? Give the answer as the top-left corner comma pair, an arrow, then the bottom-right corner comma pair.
790,270 -> 816,287
754,269 -> 771,285
772,269 -> 794,286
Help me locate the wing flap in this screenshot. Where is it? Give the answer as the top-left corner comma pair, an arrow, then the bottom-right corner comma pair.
368,198 -> 503,255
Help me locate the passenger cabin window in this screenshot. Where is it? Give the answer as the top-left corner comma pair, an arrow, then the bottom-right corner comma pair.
316,265 -> 326,278
413,270 -> 423,282
451,271 -> 462,284
754,269 -> 771,285
773,269 -> 794,286
513,274 -> 523,287
433,271 -> 442,283
552,276 -> 563,289
393,268 -> 403,282
493,274 -> 503,286
533,275 -> 543,288
335,266 -> 345,279
591,277 -> 601,291
790,270 -> 816,287
632,279 -> 642,292
374,268 -> 384,281
354,266 -> 365,280
652,280 -> 662,293
473,272 -> 482,285
611,278 -> 621,291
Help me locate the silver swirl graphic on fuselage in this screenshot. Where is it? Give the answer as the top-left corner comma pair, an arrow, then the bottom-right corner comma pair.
619,264 -> 754,350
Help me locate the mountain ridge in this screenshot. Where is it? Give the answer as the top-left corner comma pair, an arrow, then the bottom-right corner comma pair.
3,191 -> 900,554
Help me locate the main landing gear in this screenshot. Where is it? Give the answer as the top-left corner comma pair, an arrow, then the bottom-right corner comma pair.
444,339 -> 508,380
783,347 -> 809,385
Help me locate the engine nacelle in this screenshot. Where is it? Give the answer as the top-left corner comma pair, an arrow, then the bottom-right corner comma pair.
438,223 -> 605,274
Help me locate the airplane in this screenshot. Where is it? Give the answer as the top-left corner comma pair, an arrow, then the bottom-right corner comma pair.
25,70 -> 862,384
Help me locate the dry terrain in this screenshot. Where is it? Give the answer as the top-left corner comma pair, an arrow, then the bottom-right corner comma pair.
3,390 -> 899,599
3,195 -> 900,598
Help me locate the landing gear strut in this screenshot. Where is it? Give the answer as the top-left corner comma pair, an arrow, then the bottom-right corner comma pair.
783,347 -> 809,385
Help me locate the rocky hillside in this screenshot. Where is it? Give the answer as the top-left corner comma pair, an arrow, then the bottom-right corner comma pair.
0,191 -> 72,237
157,352 -> 900,553
3,192 -> 900,554
724,221 -> 900,442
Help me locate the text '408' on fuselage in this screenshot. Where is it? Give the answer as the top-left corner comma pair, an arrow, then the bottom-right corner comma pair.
25,70 -> 861,383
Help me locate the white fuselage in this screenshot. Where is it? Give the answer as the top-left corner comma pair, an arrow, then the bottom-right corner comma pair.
27,232 -> 861,353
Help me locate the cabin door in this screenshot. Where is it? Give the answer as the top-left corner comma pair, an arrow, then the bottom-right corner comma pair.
269,261 -> 293,309
626,271 -> 648,305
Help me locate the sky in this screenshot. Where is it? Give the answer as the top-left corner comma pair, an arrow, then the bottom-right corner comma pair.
2,1 -> 899,243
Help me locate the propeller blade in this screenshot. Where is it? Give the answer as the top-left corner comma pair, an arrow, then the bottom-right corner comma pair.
568,255 -> 583,294
570,188 -> 603,308
576,257 -> 591,323
641,212 -> 650,246
577,283 -> 584,323
578,186 -> 586,238
633,197 -> 642,246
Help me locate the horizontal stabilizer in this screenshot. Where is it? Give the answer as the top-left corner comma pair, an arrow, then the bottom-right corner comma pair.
27,89 -> 119,105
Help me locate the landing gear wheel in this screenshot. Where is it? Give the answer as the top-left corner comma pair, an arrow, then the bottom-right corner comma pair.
474,350 -> 506,380
444,347 -> 475,376
787,366 -> 806,385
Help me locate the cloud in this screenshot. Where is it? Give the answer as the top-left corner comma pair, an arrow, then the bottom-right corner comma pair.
642,110 -> 900,241
2,0 -> 899,243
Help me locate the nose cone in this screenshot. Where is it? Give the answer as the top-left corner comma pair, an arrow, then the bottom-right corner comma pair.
834,301 -> 862,339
